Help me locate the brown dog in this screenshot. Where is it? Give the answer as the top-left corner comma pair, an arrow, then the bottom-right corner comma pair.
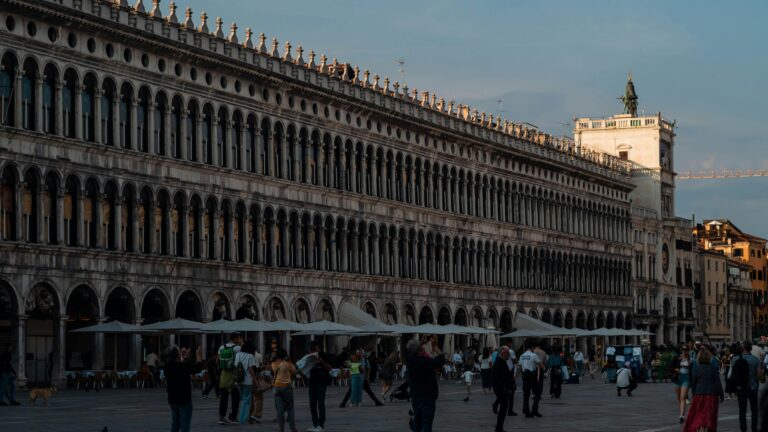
28,386 -> 57,406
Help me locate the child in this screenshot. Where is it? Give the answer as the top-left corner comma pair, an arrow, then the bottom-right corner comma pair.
348,354 -> 364,407
462,366 -> 474,396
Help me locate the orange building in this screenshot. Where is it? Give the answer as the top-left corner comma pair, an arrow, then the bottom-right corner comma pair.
695,220 -> 767,335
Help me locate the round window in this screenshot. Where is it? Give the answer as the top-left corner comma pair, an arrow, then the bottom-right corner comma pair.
105,43 -> 115,58
26,21 -> 36,37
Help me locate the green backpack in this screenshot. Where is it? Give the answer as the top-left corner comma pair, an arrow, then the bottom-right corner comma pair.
219,345 -> 236,370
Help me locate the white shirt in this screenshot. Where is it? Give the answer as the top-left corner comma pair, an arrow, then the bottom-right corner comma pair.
574,351 -> 585,362
145,353 -> 159,367
616,367 -> 632,387
519,350 -> 541,372
462,370 -> 474,384
452,352 -> 464,364
480,357 -> 492,370
606,346 -> 617,356
235,351 -> 256,385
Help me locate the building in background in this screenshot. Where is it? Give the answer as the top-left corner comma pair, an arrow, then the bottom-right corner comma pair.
726,259 -> 752,342
696,250 -> 730,344
574,76 -> 697,346
695,219 -> 766,337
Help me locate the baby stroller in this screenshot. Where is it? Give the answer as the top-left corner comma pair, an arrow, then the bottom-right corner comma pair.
389,380 -> 410,402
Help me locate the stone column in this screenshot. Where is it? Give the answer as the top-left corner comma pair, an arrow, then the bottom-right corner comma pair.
33,188 -> 43,243
351,228 -> 359,273
129,99 -> 138,150
371,155 -> 379,197
54,80 -> 63,136
446,243 -> 454,283
361,231 -> 368,274
131,318 -> 143,370
53,316 -> 67,386
114,198 -> 122,251
381,233 -> 389,276
254,127 -> 263,175
194,112 -> 203,164
338,227 -> 347,272
303,138 -> 312,183
317,141 -> 326,186
93,316 -> 105,370
76,189 -> 85,247
292,135 -> 301,182
179,111 -> 188,160
392,236 -> 400,277
349,149 -> 358,193
240,213 -> 249,263
371,232 -> 379,275
15,315 -> 27,387
211,117 -> 220,167
74,86 -> 83,140
163,107 -> 171,157
111,97 -> 119,146
239,125 -> 247,172
210,209 -> 219,260
13,71 -> 22,129
34,73 -> 43,132
93,88 -> 102,144
146,103 -> 155,154
225,120 -> 234,169
435,172 -> 442,210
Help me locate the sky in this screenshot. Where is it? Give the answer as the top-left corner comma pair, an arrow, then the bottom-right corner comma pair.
183,0 -> 768,237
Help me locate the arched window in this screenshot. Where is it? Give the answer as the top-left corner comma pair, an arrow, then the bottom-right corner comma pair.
0,53 -> 18,126
100,79 -> 116,145
84,178 -> 99,248
139,187 -> 153,254
122,185 -> 136,252
63,70 -> 78,138
246,115 -> 257,173
232,112 -> 243,170
21,59 -> 37,131
202,105 -> 214,165
154,92 -> 167,156
274,123 -> 285,179
42,64 -> 57,134
64,175 -> 79,247
216,107 -> 228,168
1,167 -> 19,241
119,83 -> 133,149
186,100 -> 198,162
170,97 -> 182,159
44,173 -> 59,244
136,87 -> 150,152
260,119 -> 271,176
82,74 -> 96,142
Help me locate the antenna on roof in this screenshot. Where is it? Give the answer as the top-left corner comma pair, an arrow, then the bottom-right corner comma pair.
395,58 -> 406,86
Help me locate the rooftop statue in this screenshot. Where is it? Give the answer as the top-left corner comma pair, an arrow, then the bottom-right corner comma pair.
618,73 -> 638,117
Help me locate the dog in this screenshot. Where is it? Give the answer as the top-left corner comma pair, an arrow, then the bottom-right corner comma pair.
28,386 -> 57,407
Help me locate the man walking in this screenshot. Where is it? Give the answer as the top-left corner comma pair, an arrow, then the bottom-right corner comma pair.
735,341 -> 761,432
573,348 -> 585,381
519,339 -> 543,418
547,349 -> 563,399
306,342 -> 333,432
406,338 -> 445,432
217,332 -> 242,425
492,347 -> 513,432
0,343 -> 20,406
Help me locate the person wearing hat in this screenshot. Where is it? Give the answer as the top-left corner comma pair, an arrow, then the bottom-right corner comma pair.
616,361 -> 637,396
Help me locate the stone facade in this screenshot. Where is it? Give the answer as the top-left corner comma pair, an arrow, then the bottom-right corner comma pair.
0,0 -> 633,385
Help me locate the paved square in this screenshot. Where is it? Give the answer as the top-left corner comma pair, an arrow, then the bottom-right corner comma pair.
0,378 -> 743,432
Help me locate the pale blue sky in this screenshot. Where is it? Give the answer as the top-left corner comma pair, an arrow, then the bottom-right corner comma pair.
183,0 -> 768,236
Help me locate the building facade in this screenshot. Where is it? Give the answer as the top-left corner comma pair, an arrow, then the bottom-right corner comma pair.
574,105 -> 696,346
726,259 -> 752,342
0,0 -> 635,385
696,219 -> 765,336
697,250 -> 730,343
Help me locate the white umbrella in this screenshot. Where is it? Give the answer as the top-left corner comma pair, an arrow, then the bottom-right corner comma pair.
202,319 -> 277,333
291,320 -> 364,335
70,321 -> 157,371
141,318 -> 204,333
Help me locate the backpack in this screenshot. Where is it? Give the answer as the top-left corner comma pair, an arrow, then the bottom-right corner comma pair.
234,360 -> 246,384
729,354 -> 750,390
219,344 -> 236,371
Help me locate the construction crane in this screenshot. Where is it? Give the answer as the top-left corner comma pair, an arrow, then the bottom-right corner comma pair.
677,169 -> 768,180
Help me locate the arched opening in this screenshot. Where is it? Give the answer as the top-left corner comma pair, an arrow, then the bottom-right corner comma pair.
63,175 -> 80,247
418,305 -> 434,324
22,169 -> 41,243
211,292 -> 231,321
25,283 -> 60,384
21,58 -> 38,131
235,295 -> 258,320
65,285 -> 99,370
1,53 -> 18,126
499,309 -> 512,334
104,287 -> 135,369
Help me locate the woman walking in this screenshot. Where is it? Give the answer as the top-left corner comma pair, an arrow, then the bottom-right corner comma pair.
271,348 -> 298,432
348,353 -> 364,407
379,351 -> 397,398
480,348 -> 493,394
673,346 -> 692,424
682,348 -> 724,432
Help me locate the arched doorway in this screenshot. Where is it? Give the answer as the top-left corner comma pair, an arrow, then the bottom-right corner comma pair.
499,309 -> 513,334
65,285 -> 100,371
24,283 -> 60,384
104,287 -> 135,369
141,288 -> 170,361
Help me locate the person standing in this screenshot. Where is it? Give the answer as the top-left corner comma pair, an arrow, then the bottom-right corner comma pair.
406,338 -> 445,432
349,353 -> 364,407
235,340 -> 257,424
164,345 -> 204,432
202,351 -> 220,399
683,348 -> 723,432
379,351 -> 397,398
547,350 -> 563,399
480,348 -> 493,394
519,339 -> 543,418
0,343 -> 20,406
492,347 -> 513,432
306,342 -> 332,432
272,348 -> 298,432
339,349 -> 384,407
217,332 -> 242,425
587,345 -> 597,379
674,347 -> 692,424
573,349 -> 585,381
734,341 -> 761,432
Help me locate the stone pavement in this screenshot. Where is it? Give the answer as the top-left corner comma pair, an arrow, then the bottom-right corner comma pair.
0,378 -> 744,432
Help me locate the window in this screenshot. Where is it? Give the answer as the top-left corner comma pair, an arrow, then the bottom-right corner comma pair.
751,249 -> 756,257
734,248 -> 744,257
619,150 -> 628,160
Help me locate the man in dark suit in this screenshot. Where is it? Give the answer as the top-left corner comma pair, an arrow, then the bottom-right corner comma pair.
492,347 -> 513,432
